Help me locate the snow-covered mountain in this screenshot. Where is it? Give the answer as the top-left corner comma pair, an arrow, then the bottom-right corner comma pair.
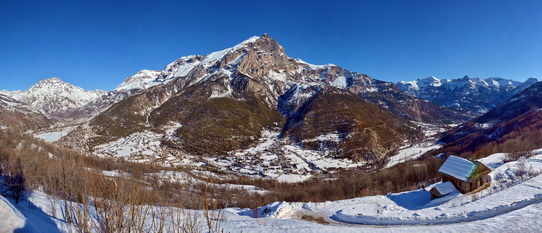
1,77 -> 106,119
396,76 -> 538,114
58,34 -> 472,166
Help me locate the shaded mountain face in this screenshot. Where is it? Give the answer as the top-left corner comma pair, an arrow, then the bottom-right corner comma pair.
396,76 -> 538,114
280,88 -> 419,161
62,34 -> 461,161
1,77 -> 106,120
0,94 -> 51,131
436,81 -> 542,157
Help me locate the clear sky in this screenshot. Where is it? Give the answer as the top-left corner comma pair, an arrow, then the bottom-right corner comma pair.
1,0 -> 542,91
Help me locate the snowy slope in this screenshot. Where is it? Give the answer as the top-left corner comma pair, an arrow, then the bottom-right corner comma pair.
0,195 -> 26,232
114,69 -> 161,91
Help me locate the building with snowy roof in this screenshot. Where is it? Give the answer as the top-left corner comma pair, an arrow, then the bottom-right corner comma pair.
430,181 -> 458,199
435,155 -> 491,194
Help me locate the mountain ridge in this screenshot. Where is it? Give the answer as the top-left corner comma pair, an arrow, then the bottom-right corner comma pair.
396,76 -> 538,114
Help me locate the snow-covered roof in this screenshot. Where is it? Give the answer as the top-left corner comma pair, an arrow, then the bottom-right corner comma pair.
438,155 -> 477,182
433,181 -> 457,196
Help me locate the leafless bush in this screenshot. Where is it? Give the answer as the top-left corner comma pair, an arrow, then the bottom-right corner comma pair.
507,150 -> 534,161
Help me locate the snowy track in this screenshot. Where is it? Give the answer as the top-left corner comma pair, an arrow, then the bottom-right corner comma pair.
332,181 -> 542,225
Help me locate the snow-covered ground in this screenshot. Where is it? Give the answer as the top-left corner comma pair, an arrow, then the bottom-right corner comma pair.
34,125 -> 77,143
385,143 -> 441,168
93,130 -> 163,158
91,129 -> 368,183
0,191 -> 76,232
3,150 -> 542,232
384,122 -> 451,168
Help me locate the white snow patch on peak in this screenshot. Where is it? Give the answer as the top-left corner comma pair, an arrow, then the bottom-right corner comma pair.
397,80 -> 420,90
491,79 -> 500,87
417,76 -> 442,87
238,35 -> 260,45
164,36 -> 263,81
38,76 -> 63,84
115,69 -> 161,91
295,58 -> 336,70
331,75 -> 348,88
201,36 -> 261,64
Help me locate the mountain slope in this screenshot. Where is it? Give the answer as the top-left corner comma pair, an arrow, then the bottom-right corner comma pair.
62,34 -> 444,162
0,94 -> 51,131
436,81 -> 542,157
281,88 -> 418,161
396,76 -> 538,114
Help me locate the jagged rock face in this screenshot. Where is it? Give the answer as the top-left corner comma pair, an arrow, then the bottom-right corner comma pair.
62,34 -> 470,161
396,76 -> 538,114
436,81 -> 542,156
2,77 -> 106,120
0,94 -> 51,131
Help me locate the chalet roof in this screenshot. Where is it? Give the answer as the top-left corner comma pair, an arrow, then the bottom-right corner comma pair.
433,181 -> 457,196
438,155 -> 477,182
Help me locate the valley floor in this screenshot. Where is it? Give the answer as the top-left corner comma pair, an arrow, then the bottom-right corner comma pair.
2,150 -> 542,232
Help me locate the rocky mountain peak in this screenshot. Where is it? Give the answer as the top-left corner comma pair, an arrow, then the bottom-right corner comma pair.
252,33 -> 284,54
39,76 -> 62,83
524,77 -> 539,84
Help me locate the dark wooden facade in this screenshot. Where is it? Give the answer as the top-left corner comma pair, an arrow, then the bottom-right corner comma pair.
441,161 -> 491,194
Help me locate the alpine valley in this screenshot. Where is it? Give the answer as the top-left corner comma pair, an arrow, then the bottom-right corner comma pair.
3,34 -> 542,232
1,34 -> 538,182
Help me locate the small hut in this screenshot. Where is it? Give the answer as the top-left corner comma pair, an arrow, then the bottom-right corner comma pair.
430,181 -> 457,199
436,155 -> 491,194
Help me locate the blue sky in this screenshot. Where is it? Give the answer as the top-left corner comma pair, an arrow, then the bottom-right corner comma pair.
1,0 -> 542,91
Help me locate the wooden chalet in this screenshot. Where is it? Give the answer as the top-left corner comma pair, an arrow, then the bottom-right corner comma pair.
435,155 -> 491,194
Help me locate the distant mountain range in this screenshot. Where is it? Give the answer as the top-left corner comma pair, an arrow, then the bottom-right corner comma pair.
396,76 -> 538,114
435,80 -> 542,157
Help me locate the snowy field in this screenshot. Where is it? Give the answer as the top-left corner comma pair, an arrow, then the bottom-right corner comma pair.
2,150 -> 542,232
385,142 -> 441,168
34,125 -> 77,143
384,122 -> 451,168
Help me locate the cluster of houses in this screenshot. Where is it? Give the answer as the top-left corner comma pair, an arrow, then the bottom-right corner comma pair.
430,155 -> 491,199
